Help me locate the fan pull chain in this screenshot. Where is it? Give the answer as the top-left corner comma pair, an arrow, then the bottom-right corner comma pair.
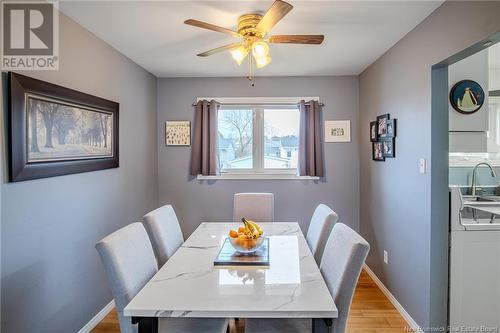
247,54 -> 255,87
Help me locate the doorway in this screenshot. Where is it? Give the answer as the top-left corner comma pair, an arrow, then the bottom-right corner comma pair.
431,31 -> 500,331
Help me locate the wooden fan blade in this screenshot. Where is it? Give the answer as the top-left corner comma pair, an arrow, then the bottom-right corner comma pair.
268,35 -> 324,44
184,19 -> 241,38
197,43 -> 242,57
256,0 -> 293,35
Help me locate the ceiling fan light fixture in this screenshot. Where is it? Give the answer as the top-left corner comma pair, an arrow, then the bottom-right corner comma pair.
255,55 -> 272,68
184,0 -> 324,80
230,46 -> 248,65
252,41 -> 270,58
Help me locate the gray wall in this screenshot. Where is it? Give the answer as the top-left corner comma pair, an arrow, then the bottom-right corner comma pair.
157,76 -> 359,236
359,1 -> 500,329
1,13 -> 158,333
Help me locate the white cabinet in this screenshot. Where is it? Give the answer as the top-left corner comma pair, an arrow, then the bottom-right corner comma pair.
449,231 -> 500,329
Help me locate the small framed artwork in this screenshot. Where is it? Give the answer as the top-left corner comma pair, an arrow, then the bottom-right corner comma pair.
165,121 -> 191,146
382,138 -> 395,158
377,114 -> 390,138
324,120 -> 351,143
386,119 -> 397,137
370,121 -> 378,142
8,72 -> 119,182
372,141 -> 385,161
450,80 -> 485,114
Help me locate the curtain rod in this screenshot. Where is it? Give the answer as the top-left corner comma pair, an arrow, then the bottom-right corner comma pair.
191,102 -> 325,107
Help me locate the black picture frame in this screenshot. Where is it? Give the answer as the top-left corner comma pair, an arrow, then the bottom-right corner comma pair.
386,119 -> 397,138
381,137 -> 395,158
377,114 -> 390,138
370,121 -> 378,142
372,141 -> 385,161
8,72 -> 119,182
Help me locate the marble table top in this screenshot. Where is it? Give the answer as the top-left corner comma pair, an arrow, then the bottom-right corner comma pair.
124,222 -> 338,319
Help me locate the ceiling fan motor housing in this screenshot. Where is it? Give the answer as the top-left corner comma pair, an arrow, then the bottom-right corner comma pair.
238,14 -> 264,38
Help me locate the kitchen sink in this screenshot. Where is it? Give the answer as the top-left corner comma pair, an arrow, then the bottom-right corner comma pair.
461,197 -> 500,222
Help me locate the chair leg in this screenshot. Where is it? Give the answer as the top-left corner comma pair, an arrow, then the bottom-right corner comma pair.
312,318 -> 331,333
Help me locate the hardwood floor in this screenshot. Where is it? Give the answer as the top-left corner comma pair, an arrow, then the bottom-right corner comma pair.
347,270 -> 409,333
91,270 -> 409,333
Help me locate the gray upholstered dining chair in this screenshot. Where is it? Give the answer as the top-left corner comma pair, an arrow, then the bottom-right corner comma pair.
233,193 -> 274,222
245,223 -> 370,333
143,205 -> 184,267
306,204 -> 339,264
96,222 -> 228,333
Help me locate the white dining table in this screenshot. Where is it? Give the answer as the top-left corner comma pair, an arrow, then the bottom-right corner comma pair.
124,222 -> 337,333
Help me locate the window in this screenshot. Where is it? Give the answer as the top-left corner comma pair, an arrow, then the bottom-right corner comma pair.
217,105 -> 300,174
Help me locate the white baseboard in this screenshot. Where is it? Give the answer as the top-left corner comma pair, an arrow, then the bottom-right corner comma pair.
77,300 -> 115,333
363,264 -> 423,333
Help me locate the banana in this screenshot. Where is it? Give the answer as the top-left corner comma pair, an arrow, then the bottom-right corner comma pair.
248,220 -> 263,236
240,219 -> 254,239
242,218 -> 259,239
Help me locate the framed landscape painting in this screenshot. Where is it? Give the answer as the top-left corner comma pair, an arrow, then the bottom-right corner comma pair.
8,72 -> 119,182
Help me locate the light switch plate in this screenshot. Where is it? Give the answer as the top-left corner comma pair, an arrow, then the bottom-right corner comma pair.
419,158 -> 426,174
383,250 -> 389,264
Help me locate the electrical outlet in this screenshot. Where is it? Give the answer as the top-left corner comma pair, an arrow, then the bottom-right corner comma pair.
383,250 -> 389,264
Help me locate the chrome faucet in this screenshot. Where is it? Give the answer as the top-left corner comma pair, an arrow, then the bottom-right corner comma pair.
470,162 -> 497,197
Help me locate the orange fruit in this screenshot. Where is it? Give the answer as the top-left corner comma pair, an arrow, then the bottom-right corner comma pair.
238,227 -> 246,233
229,230 -> 238,238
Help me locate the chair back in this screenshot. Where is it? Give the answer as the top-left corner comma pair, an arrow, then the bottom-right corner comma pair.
320,223 -> 370,333
96,223 -> 158,333
143,205 -> 184,267
233,193 -> 274,222
306,204 -> 339,264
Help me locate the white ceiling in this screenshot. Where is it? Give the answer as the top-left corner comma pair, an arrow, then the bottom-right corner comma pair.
59,1 -> 443,77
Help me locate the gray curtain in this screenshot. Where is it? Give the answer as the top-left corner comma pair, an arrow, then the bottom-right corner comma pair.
298,100 -> 324,177
190,100 -> 219,176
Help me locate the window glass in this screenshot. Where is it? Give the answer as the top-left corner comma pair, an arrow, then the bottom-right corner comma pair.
264,108 -> 300,169
218,108 -> 253,169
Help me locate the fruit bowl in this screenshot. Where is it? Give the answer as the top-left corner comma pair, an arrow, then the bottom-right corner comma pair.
228,218 -> 265,253
229,234 -> 265,253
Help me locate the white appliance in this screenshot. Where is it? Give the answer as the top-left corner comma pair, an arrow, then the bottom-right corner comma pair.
449,186 -> 500,331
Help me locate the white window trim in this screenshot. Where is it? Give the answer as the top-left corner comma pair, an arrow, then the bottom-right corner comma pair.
197,97 -> 321,180
220,103 -> 296,175
197,174 -> 320,180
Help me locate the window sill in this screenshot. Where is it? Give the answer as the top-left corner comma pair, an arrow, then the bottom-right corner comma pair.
196,174 -> 320,180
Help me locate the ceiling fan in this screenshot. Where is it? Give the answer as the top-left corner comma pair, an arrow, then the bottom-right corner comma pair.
184,0 -> 324,70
